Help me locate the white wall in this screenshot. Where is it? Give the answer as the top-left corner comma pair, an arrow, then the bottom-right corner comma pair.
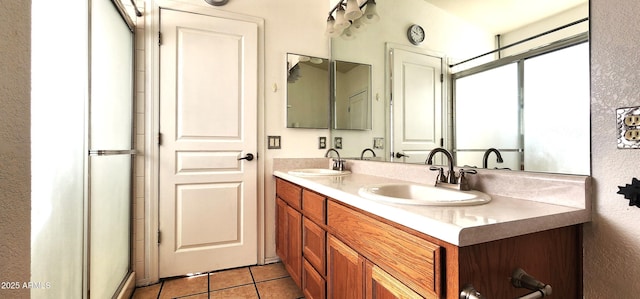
0,2 -> 30,298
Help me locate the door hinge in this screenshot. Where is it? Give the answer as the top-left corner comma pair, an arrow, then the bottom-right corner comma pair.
158,133 -> 163,145
440,73 -> 444,82
158,32 -> 162,46
440,138 -> 444,147
157,230 -> 161,244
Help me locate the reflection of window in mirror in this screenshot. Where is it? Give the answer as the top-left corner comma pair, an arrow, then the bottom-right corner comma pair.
453,37 -> 589,175
286,53 -> 330,129
333,60 -> 372,130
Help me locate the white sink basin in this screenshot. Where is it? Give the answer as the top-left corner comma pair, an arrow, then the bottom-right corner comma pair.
358,183 -> 491,206
288,168 -> 351,177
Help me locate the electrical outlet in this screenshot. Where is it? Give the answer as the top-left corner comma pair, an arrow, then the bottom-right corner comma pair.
334,137 -> 343,149
319,137 -> 327,149
625,130 -> 640,141
617,106 -> 640,149
625,115 -> 640,126
373,137 -> 384,149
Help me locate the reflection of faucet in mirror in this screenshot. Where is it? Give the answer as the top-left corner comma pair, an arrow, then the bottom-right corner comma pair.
360,148 -> 376,160
482,148 -> 504,168
325,148 -> 344,171
426,148 -> 456,184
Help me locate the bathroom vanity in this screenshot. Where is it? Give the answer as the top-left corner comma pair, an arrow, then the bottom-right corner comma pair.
273,159 -> 590,299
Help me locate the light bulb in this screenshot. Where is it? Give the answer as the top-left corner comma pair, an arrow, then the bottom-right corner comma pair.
345,0 -> 363,21
334,5 -> 351,30
362,0 -> 379,24
325,16 -> 336,36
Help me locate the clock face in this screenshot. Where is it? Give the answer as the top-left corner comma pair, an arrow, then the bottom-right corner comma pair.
407,25 -> 425,45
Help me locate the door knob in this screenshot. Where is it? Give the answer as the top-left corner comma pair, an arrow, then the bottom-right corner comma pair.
238,153 -> 254,161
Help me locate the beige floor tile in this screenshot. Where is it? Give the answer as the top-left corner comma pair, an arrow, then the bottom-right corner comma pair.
255,277 -> 304,299
132,283 -> 161,299
177,285 -> 259,299
209,267 -> 254,291
250,262 -> 289,282
209,284 -> 259,299
159,274 -> 208,299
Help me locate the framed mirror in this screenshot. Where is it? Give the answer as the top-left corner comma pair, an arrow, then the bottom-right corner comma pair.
286,53 -> 330,129
333,60 -> 372,130
330,0 -> 590,175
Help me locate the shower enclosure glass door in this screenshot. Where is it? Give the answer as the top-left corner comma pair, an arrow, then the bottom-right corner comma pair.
31,0 -> 135,298
88,0 -> 135,297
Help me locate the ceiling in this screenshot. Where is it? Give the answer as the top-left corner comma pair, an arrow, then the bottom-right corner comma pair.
424,0 -> 588,34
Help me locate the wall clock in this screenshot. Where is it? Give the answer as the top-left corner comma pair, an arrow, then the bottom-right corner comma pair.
407,24 -> 425,45
204,0 -> 229,6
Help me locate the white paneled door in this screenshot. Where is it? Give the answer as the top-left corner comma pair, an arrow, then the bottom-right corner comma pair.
391,48 -> 443,164
159,9 -> 258,278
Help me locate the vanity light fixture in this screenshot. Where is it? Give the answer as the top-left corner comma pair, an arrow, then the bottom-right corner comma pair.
345,0 -> 363,20
326,0 -> 379,39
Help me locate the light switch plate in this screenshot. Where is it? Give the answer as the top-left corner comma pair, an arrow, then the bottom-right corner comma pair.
267,136 -> 281,149
617,106 -> 640,149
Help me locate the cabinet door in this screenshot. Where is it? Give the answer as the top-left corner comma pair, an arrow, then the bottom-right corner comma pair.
276,198 -> 302,288
286,204 -> 302,287
327,234 -> 365,299
276,198 -> 288,263
303,217 -> 326,275
303,258 -> 326,299
366,261 -> 426,299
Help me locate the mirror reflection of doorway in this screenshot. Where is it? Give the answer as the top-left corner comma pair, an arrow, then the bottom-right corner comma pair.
390,47 -> 444,164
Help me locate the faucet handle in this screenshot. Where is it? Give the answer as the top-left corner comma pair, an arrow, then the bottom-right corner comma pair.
457,169 -> 477,191
459,168 -> 477,176
429,166 -> 447,183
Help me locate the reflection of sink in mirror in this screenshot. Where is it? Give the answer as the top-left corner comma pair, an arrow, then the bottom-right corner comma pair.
358,183 -> 491,206
287,168 -> 351,177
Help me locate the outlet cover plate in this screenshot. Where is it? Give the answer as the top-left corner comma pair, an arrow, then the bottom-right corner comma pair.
319,137 -> 327,149
617,106 -> 640,149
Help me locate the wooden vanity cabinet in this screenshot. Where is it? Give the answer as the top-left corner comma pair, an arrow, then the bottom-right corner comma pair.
275,179 -> 303,287
276,178 -> 582,299
276,179 -> 328,299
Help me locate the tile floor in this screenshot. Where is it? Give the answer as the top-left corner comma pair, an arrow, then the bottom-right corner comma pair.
131,263 -> 304,299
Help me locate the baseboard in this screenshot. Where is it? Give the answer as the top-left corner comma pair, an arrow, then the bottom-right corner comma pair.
264,256 -> 281,264
116,272 -> 136,299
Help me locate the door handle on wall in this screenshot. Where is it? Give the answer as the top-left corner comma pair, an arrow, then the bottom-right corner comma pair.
238,153 -> 254,161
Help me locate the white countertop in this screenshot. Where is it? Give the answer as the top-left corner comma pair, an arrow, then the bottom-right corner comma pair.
274,170 -> 590,246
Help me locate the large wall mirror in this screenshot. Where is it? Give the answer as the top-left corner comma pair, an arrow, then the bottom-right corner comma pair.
286,53 -> 330,128
330,0 -> 590,175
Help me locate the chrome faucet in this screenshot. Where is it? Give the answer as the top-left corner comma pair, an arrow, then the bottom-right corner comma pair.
360,148 -> 376,160
325,148 -> 344,171
426,147 -> 476,191
482,148 -> 504,168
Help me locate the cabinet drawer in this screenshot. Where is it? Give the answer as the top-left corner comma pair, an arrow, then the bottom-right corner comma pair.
303,217 -> 326,276
276,178 -> 302,209
303,259 -> 326,299
303,189 -> 326,224
327,200 -> 441,298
